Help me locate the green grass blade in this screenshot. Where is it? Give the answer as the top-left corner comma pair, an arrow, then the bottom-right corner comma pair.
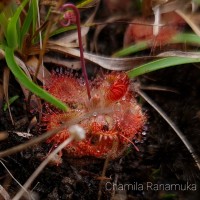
193,0 -> 200,4
5,47 -> 67,111
113,41 -> 149,57
3,95 -> 19,111
0,4 -> 15,34
113,33 -> 200,57
77,0 -> 94,8
171,33 -> 200,45
0,12 -> 8,34
32,0 -> 37,36
19,0 -> 36,48
6,0 -> 29,49
50,25 -> 76,37
127,56 -> 200,78
50,23 -> 94,38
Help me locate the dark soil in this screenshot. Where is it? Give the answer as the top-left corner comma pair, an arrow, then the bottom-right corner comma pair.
0,64 -> 200,200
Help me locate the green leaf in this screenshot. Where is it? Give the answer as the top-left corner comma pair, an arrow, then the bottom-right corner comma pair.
193,0 -> 200,5
113,33 -> 200,57
19,0 -> 36,48
113,41 -> 149,57
0,12 -> 8,34
77,0 -> 94,8
32,0 -> 38,36
171,33 -> 200,45
5,47 -> 67,111
6,0 -> 29,49
50,25 -> 76,37
18,0 -> 38,48
3,95 -> 19,111
127,56 -> 200,78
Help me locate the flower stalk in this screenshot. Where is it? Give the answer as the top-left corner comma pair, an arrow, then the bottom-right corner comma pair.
60,3 -> 91,99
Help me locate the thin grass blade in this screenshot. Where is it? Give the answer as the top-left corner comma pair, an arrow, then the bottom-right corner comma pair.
5,47 -> 67,111
19,0 -> 35,49
128,56 -> 200,78
6,0 -> 29,49
113,33 -> 200,57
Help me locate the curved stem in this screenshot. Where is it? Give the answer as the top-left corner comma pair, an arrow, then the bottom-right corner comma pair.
61,4 -> 91,99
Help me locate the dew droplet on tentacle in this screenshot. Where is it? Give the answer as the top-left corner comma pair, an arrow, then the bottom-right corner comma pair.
122,96 -> 126,101
142,131 -> 147,136
93,112 -> 97,117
